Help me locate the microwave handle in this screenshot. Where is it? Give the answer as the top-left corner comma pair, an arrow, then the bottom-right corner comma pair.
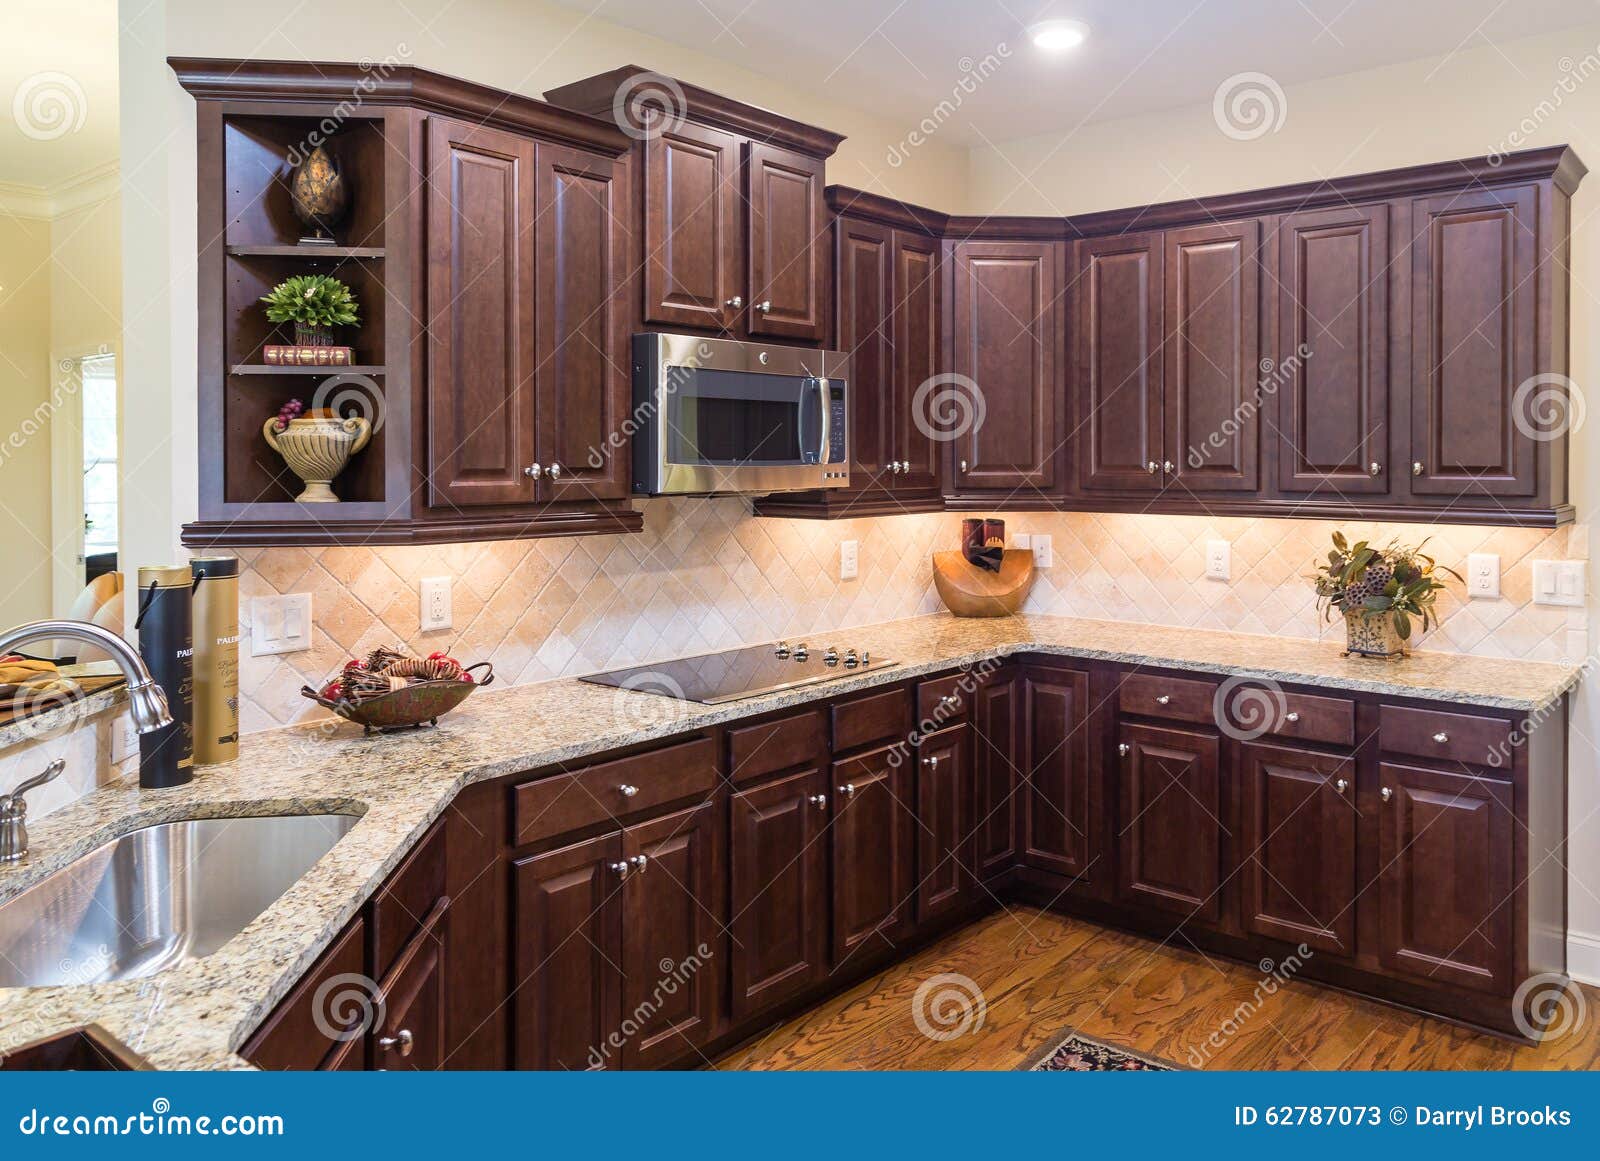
815,378 -> 832,465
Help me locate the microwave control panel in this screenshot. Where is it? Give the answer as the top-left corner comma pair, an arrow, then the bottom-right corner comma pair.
827,381 -> 848,464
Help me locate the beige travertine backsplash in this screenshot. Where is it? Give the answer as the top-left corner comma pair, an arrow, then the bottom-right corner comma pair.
232,499 -> 1589,734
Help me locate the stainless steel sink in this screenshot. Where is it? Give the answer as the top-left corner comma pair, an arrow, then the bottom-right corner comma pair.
0,814 -> 359,988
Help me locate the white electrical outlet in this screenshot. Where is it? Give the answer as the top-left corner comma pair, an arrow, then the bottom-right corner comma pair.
1012,533 -> 1032,550
1533,560 -> 1587,607
420,576 -> 453,631
1205,540 -> 1230,581
840,540 -> 859,581
1467,553 -> 1501,599
249,594 -> 313,656
1033,534 -> 1053,568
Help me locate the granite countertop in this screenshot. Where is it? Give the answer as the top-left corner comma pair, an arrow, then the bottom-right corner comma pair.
0,614 -> 1581,1069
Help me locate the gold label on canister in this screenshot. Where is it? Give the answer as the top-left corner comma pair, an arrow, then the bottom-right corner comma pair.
191,558 -> 240,765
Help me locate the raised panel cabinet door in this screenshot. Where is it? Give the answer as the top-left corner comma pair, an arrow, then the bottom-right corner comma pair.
511,832 -> 622,1070
535,144 -> 632,502
1239,742 -> 1357,956
745,141 -> 826,340
1022,667 -> 1093,881
620,799 -> 724,1069
1378,762 -> 1514,993
836,215 -> 895,489
1409,185 -> 1538,496
1277,205 -> 1390,494
972,672 -> 1019,879
372,921 -> 445,1071
1117,722 -> 1222,922
893,229 -> 943,492
1164,220 -> 1261,492
1074,233 -> 1164,491
642,120 -> 740,330
729,766 -> 828,1022
425,117 -> 537,507
831,742 -> 917,963
916,723 -> 971,922
950,240 -> 1062,492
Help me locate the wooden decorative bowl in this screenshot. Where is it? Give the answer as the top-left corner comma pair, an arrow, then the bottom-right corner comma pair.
300,662 -> 493,734
932,549 -> 1036,617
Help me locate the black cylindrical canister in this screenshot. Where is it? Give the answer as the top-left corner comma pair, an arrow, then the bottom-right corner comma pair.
135,564 -> 194,788
190,556 -> 240,765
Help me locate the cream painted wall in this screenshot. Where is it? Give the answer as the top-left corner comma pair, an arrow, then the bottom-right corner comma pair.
968,21 -> 1600,981
49,196 -> 121,357
0,216 -> 53,629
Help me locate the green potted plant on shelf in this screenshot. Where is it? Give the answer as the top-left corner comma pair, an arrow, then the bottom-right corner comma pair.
1311,532 -> 1460,658
259,273 -> 360,364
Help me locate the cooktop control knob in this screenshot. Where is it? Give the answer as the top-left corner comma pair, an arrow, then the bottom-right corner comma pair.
823,646 -> 839,667
843,649 -> 859,668
774,641 -> 790,659
793,643 -> 809,662
860,650 -> 871,665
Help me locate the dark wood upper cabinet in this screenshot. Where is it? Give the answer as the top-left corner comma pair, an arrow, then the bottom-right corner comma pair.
1277,205 -> 1391,494
1409,185 -> 1539,497
1117,721 -> 1221,923
916,723 -> 972,922
830,742 -> 916,962
950,239 -> 1063,493
641,120 -> 741,331
893,228 -> 943,492
836,215 -> 895,487
1021,666 -> 1094,881
425,117 -> 537,508
1163,219 -> 1260,492
728,766 -> 828,1021
1075,232 -> 1164,492
746,142 -> 827,340
512,832 -> 622,1070
1239,742 -> 1357,956
535,144 -> 632,502
1378,762 -> 1514,993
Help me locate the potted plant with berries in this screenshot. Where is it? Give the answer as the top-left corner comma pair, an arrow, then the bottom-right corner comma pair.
1311,532 -> 1460,658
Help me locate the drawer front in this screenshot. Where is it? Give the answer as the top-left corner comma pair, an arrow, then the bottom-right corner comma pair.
513,736 -> 719,845
831,687 -> 911,754
916,673 -> 971,725
242,917 -> 367,1071
1379,705 -> 1512,767
372,818 -> 446,979
727,709 -> 825,785
1219,688 -> 1354,747
1117,672 -> 1219,725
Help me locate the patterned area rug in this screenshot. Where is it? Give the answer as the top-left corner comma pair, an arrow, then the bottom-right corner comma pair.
1026,1030 -> 1181,1071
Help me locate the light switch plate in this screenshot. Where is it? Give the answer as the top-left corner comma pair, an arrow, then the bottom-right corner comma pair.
1466,553 -> 1500,599
1533,560 -> 1587,607
1033,534 -> 1053,568
840,540 -> 859,581
420,576 -> 452,631
249,594 -> 312,656
1205,540 -> 1230,581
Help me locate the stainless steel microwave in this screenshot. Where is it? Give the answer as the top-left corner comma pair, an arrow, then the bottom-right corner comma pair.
631,333 -> 850,496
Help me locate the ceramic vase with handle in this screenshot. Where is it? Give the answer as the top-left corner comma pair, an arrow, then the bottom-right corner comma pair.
262,411 -> 372,502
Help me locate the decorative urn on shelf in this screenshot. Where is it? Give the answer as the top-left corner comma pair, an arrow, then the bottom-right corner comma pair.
1311,532 -> 1459,660
289,142 -> 350,246
262,403 -> 371,503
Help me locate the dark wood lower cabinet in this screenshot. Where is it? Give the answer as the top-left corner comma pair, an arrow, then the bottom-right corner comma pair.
728,767 -> 828,1021
972,675 -> 1019,879
1378,762 -> 1515,994
1117,722 -> 1222,923
1238,742 -> 1357,955
830,743 -> 916,962
373,915 -> 445,1071
916,723 -> 971,922
1021,666 -> 1093,882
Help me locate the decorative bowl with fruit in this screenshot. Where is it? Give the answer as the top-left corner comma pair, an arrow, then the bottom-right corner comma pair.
301,646 -> 492,733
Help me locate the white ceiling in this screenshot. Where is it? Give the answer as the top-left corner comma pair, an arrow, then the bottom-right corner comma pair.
564,0 -> 1600,145
0,0 -> 118,190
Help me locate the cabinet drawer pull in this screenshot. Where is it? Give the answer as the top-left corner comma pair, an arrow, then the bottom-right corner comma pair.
959,459 -> 968,473
1381,787 -> 1393,803
1368,462 -> 1381,476
923,754 -> 939,769
377,1028 -> 414,1057
1432,732 -> 1449,743
939,694 -> 958,709
1118,743 -> 1131,757
1155,694 -> 1171,706
837,782 -> 856,799
609,860 -> 630,878
1334,778 -> 1348,795
618,783 -> 639,797
807,793 -> 828,811
1285,711 -> 1300,723
628,854 -> 648,873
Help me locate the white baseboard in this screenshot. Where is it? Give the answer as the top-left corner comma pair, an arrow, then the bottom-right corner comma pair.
1568,929 -> 1600,985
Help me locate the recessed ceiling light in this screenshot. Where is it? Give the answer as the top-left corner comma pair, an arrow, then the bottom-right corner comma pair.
1028,19 -> 1089,52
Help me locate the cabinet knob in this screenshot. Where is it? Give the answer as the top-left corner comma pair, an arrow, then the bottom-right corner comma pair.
377,1029 -> 414,1057
838,782 -> 856,799
1284,711 -> 1300,723
1412,461 -> 1425,477
523,463 -> 542,479
1155,694 -> 1171,706
756,300 -> 772,313
958,460 -> 969,473
1334,778 -> 1348,795
1145,461 -> 1159,474
610,860 -> 631,878
939,694 -> 958,709
618,783 -> 639,797
1368,462 -> 1382,476
547,463 -> 562,480
1162,460 -> 1175,474
1432,731 -> 1449,744
726,295 -> 742,309
1381,787 -> 1393,803
628,854 -> 649,873
924,754 -> 939,769
1118,743 -> 1131,757
807,793 -> 828,811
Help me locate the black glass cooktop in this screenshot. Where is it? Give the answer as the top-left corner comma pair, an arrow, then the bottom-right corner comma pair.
582,641 -> 896,704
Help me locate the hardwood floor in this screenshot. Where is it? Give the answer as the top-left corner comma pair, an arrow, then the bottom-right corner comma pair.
714,907 -> 1600,1070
